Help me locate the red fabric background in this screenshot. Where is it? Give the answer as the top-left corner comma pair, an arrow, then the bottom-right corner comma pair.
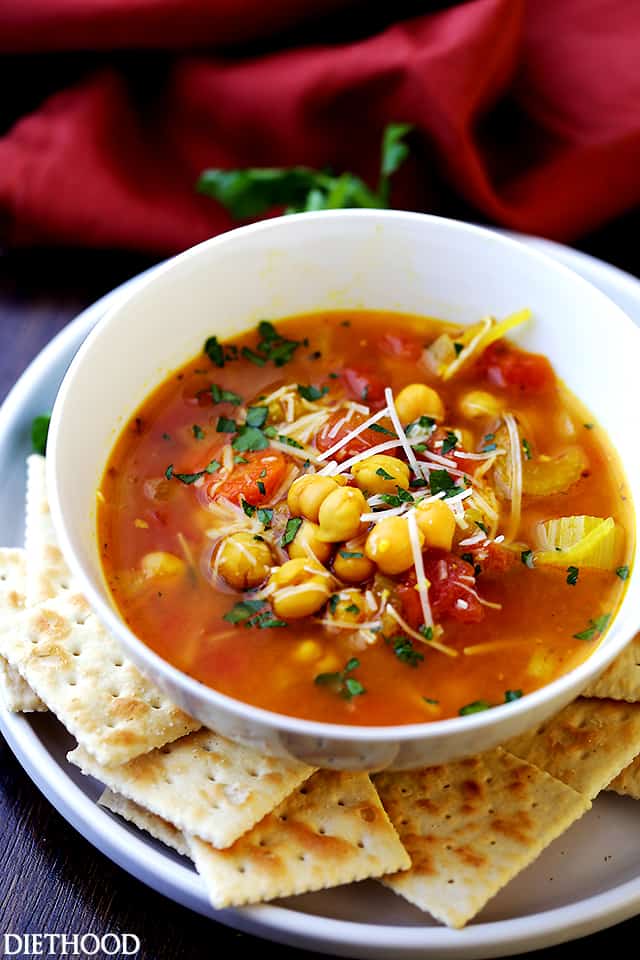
1,0 -> 639,254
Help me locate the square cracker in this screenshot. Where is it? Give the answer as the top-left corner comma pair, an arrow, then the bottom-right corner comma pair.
0,547 -> 46,712
581,635 -> 640,702
188,770 -> 411,908
505,698 -> 640,798
69,729 -> 315,848
607,755 -> 640,799
98,789 -> 189,857
0,591 -> 199,764
25,454 -> 77,606
374,747 -> 590,929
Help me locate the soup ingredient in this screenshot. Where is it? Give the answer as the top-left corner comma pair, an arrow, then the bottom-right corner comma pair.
269,558 -> 331,618
140,551 -> 186,580
415,499 -> 456,551
211,449 -> 288,505
394,383 -> 444,425
351,454 -> 410,495
31,413 -> 51,456
365,516 -> 423,575
314,656 -> 366,700
458,390 -> 504,420
288,520 -> 333,564
317,487 -> 368,543
215,532 -> 273,590
287,474 -> 342,522
333,537 -> 376,583
535,515 -> 619,569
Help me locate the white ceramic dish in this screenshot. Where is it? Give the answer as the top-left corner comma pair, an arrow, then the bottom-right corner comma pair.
2,234 -> 640,958
47,210 -> 640,770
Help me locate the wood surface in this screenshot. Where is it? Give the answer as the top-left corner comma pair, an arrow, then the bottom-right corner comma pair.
1,220 -> 639,958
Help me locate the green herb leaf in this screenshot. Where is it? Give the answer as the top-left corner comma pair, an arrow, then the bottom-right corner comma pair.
246,406 -> 268,428
232,425 -> 269,452
339,550 -> 364,559
475,520 -> 488,535
216,416 -> 237,433
375,466 -> 395,480
369,423 -> 396,437
407,415 -> 436,435
378,123 -> 413,205
573,613 -> 611,641
584,423 -> 594,430
256,480 -> 266,495
344,604 -> 361,615
459,700 -> 491,716
522,438 -> 533,460
566,565 -> 579,586
344,677 -> 366,698
328,594 -> 340,615
314,655 -> 365,700
429,470 -> 459,498
192,424 -> 205,440
281,517 -> 303,547
616,565 -> 630,581
453,342 -> 464,356
256,507 -> 273,528
504,689 -> 523,702
241,499 -> 256,517
521,550 -> 535,569
204,336 -> 225,367
211,384 -> 243,405
423,697 -> 439,705
378,486 -> 414,508
223,599 -> 264,623
241,346 -> 267,367
276,434 -> 304,449
391,636 -> 424,668
297,384 -> 328,402
441,431 -> 458,455
419,624 -> 433,642
165,458 -> 220,485
31,414 -> 51,456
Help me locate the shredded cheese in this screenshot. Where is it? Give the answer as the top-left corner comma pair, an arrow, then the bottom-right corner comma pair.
503,412 -> 523,542
386,605 -> 457,658
317,406 -> 392,462
384,387 -> 422,478
407,509 -> 433,629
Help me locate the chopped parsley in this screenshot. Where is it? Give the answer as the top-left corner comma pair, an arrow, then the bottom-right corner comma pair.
232,425 -> 269,452
223,599 -> 287,629
204,336 -> 225,367
315,657 -> 366,700
339,550 -> 364,559
566,565 -> 579,586
344,603 -> 361,615
192,424 -> 205,440
246,406 -> 268,428
429,470 -> 460,498
441,431 -> 458,455
379,486 -> 414,507
165,459 -> 220,484
423,697 -> 439,705
583,423 -> 594,430
521,550 -> 535,569
375,466 -> 395,480
459,700 -> 491,716
257,507 -> 273,528
453,342 -> 464,356
481,442 -> 497,452
522,438 -> 533,460
616,565 -> 630,581
419,624 -> 433,642
211,384 -> 243,405
241,499 -> 255,518
573,613 -> 611,641
390,636 -> 424,668
216,416 -> 237,433
407,415 -> 436,436
475,520 -> 488,535
504,689 -> 523,702
281,517 -> 303,547
31,414 -> 51,456
275,434 -> 304,449
328,594 -> 340,615
256,480 -> 266,495
252,320 -> 302,367
369,423 -> 396,437
241,346 -> 267,367
297,384 -> 328,402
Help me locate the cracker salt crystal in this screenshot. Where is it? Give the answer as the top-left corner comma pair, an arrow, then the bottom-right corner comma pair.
0,591 -> 199,764
98,789 -> 189,857
69,729 -> 315,848
505,697 -> 640,798
25,454 -> 77,606
374,747 -> 590,929
0,547 -> 46,712
188,769 -> 411,908
581,635 -> 640,702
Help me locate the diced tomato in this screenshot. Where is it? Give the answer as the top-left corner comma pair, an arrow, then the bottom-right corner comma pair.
424,426 -> 477,474
315,411 -> 397,463
395,580 -> 423,630
340,367 -> 386,405
379,332 -> 422,362
478,341 -> 554,391
463,541 -> 517,577
423,549 -> 485,623
208,450 -> 288,506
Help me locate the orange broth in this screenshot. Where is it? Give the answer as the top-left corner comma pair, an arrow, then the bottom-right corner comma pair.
98,311 -> 633,725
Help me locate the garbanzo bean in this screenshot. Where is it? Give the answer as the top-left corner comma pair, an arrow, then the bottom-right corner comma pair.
288,519 -> 333,564
317,486 -> 368,543
141,551 -> 186,579
415,499 -> 456,551
333,536 -> 376,583
216,532 -> 273,590
395,383 -> 444,425
269,558 -> 331,618
287,474 -> 340,522
351,454 -> 410,496
458,390 -> 503,420
326,589 -> 367,623
365,516 -> 423,575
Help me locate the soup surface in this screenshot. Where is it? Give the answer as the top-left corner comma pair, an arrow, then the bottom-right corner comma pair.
98,310 -> 633,725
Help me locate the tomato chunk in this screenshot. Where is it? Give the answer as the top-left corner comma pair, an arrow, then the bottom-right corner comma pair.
340,367 -> 386,405
209,450 -> 288,505
315,411 -> 396,463
379,332 -> 422,362
479,341 -> 554,391
424,550 -> 485,623
463,541 -> 517,577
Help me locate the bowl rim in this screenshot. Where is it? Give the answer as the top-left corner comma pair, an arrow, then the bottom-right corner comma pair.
47,208 -> 640,744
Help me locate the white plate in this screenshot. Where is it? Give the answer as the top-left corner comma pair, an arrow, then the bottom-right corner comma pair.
2,234 -> 640,960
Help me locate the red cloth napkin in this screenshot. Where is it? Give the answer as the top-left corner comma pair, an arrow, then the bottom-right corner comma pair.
1,0 -> 640,254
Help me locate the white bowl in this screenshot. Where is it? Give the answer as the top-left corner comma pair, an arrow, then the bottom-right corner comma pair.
48,210 -> 640,770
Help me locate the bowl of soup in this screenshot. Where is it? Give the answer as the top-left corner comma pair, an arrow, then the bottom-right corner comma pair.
47,210 -> 640,770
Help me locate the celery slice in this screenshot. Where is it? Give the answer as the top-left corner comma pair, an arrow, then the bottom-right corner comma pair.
534,515 -> 619,569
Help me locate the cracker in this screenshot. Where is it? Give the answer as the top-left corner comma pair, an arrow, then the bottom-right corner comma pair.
505,698 -> 640,798
98,789 -> 189,857
374,747 -> 590,928
581,635 -> 640,701
69,729 -> 315,848
0,591 -> 199,764
188,770 -> 410,908
0,547 -> 46,712
607,754 -> 640,799
25,454 -> 77,606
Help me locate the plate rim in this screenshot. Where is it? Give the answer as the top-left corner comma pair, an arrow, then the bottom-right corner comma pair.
2,234 -> 640,959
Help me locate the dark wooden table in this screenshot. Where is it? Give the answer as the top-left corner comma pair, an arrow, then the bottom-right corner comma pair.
1,216 -> 639,959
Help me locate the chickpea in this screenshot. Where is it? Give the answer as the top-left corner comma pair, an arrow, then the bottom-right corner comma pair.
287,474 -> 340,522
269,558 -> 331,619
288,519 -> 333,565
326,589 -> 367,624
351,454 -> 410,496
317,486 -> 368,543
333,536 -> 376,583
395,383 -> 444,425
458,390 -> 503,420
365,516 -> 423,575
216,532 -> 273,590
292,639 -> 323,663
416,499 -> 456,551
141,551 -> 186,579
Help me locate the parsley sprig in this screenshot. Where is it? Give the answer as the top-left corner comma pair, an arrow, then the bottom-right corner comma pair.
315,657 -> 366,700
573,613 -> 611,642
223,599 -> 287,629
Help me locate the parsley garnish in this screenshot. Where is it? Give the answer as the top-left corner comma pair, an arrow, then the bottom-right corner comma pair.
475,520 -> 488,535
241,499 -> 255,517
315,657 -> 366,700
481,443 -> 497,452
369,423 -> 396,437
31,414 -> 51,456
192,424 -> 205,440
344,603 -> 361,615
522,438 -> 533,460
339,550 -> 364,559
423,697 -> 439,705
419,625 -> 434,642
241,346 -> 267,367
276,434 -> 304,449
232,425 -> 270,452
573,613 -> 611,641
390,636 -> 424,668
459,700 -> 491,716
429,470 -> 459,498
521,550 -> 535,569
566,565 -> 579,586
165,459 -> 220,484
257,507 -> 273,528
245,406 -> 268,428
204,336 -> 225,367
375,466 -> 395,480
441,431 -> 458,455
504,689 -> 523,702
379,486 -> 414,507
211,384 -> 243,405
224,600 -> 287,629
328,594 -> 340,615
453,342 -> 464,356
616,565 -> 630,581
216,416 -> 237,433
407,415 -> 436,435
584,423 -> 594,430
297,384 -> 328,402
281,517 -> 303,547
256,480 -> 266,495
